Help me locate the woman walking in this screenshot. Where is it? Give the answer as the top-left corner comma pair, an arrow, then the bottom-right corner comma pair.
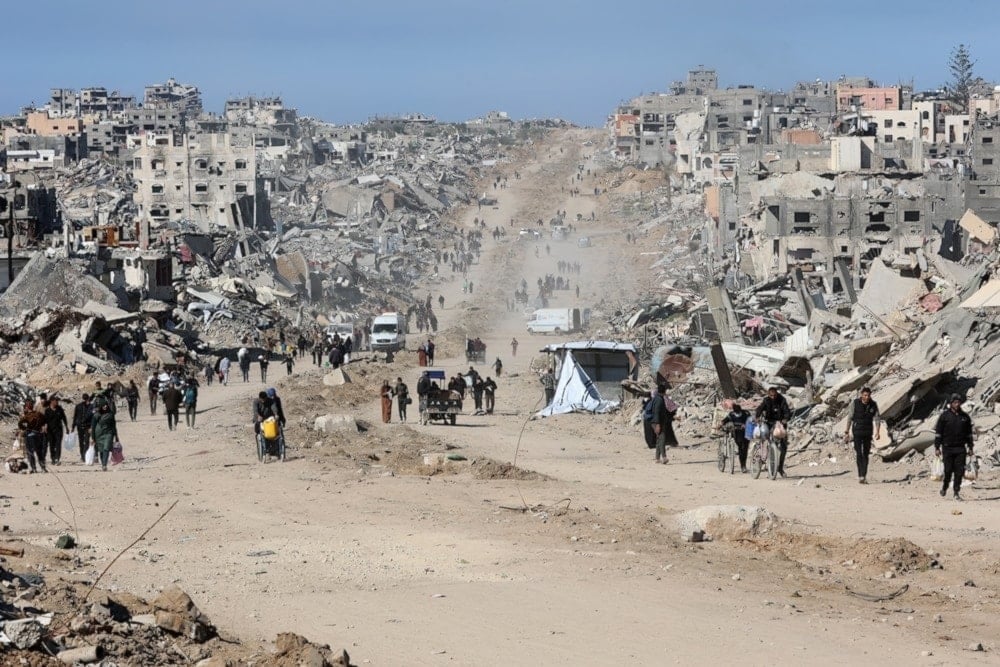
91,398 -> 118,471
380,381 -> 393,424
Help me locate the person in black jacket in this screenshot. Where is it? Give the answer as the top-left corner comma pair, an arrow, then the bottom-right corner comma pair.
72,394 -> 93,462
722,402 -> 751,473
755,387 -> 792,477
844,387 -> 881,484
935,394 -> 974,500
43,397 -> 68,465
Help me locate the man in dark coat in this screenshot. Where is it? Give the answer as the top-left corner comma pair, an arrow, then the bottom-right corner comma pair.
935,394 -> 974,500
844,387 -> 881,484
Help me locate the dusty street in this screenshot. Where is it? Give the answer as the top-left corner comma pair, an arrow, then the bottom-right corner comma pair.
5,129 -> 1000,665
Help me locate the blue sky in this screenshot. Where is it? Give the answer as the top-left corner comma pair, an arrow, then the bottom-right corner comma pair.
4,0 -> 998,126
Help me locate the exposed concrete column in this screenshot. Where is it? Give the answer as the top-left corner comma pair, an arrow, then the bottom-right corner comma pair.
834,259 -> 857,303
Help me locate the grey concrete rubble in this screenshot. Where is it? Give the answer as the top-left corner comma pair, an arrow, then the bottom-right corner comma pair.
0,79 -> 562,387
600,66 -> 1000,472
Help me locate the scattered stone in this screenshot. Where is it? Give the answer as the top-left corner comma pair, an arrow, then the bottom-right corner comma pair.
313,414 -> 359,434
55,534 -> 76,549
967,642 -> 985,652
1,618 -> 43,649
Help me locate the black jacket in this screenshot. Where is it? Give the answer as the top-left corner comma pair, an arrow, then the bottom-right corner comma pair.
416,376 -> 431,397
935,408 -> 973,450
755,394 -> 791,424
72,401 -> 92,429
849,398 -> 880,436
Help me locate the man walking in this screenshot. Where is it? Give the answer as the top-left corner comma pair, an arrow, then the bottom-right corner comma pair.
755,386 -> 792,478
511,337 -> 518,357
183,379 -> 198,428
844,387 -> 881,484
934,394 -> 974,500
258,355 -> 269,382
162,382 -> 183,431
147,375 -> 160,414
540,368 -> 555,406
72,393 -> 93,462
483,377 -> 497,414
416,371 -> 431,426
394,377 -> 409,423
18,401 -> 47,473
426,339 -> 435,365
44,397 -> 68,466
219,357 -> 231,386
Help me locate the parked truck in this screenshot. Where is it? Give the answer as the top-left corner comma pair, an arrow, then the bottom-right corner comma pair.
526,308 -> 584,335
370,312 -> 406,351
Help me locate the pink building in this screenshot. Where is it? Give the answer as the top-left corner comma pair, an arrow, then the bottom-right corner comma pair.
835,85 -> 901,112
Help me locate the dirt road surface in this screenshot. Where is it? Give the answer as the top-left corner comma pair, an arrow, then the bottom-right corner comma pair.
6,129 -> 999,665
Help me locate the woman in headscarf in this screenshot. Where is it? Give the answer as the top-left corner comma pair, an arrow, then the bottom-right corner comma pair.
91,396 -> 119,471
380,381 -> 392,424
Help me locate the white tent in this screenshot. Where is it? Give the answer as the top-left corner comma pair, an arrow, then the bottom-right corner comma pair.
536,350 -> 621,418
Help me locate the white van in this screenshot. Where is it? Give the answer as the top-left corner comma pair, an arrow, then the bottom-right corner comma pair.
370,312 -> 406,351
526,308 -> 582,334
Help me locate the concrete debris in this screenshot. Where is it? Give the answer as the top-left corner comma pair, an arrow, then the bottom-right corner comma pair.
0,550 -> 356,665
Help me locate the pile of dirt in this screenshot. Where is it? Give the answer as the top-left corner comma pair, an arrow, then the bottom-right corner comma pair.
472,459 -> 549,481
748,532 -> 937,575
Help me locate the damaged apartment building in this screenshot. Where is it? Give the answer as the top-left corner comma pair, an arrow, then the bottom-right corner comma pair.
613,68 -> 990,293
132,128 -> 266,232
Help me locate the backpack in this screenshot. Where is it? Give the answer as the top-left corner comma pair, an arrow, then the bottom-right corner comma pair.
183,386 -> 196,406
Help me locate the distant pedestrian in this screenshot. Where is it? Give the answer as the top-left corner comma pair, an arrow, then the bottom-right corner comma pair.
484,377 -> 497,414
183,380 -> 198,428
72,394 -> 93,462
125,380 -> 140,422
380,381 -> 393,424
426,339 -> 435,365
219,357 -> 231,386
258,355 -> 269,382
146,374 -> 160,415
934,394 -> 974,500
44,397 -> 68,466
844,387 -> 880,484
285,354 -> 294,376
162,383 -> 183,431
204,363 -> 214,386
493,357 -> 503,377
540,368 -> 555,406
240,355 -> 251,383
395,377 -> 409,422
90,398 -> 118,472
18,401 -> 46,473
439,295 -> 445,309
511,337 -> 518,356
650,383 -> 678,464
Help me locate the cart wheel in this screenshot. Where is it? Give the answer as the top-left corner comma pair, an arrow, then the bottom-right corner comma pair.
279,434 -> 286,462
716,441 -> 727,473
751,443 -> 762,479
448,414 -> 456,425
256,434 -> 264,462
767,441 -> 779,480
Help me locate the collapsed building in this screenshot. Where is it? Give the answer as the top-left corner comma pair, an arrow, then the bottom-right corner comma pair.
603,67 -> 1000,469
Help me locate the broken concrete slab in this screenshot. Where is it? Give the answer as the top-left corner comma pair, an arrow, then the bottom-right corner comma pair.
0,254 -> 122,318
676,505 -> 777,541
959,209 -> 997,245
851,336 -> 894,368
856,259 -> 922,318
322,368 -> 352,386
313,414 -> 358,433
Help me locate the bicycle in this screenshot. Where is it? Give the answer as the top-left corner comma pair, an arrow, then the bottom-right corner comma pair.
749,425 -> 781,480
717,425 -> 737,475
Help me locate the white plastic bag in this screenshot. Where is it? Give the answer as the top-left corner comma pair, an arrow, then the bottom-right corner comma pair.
63,433 -> 77,451
752,424 -> 762,440
772,422 -> 787,440
964,457 -> 979,482
930,455 -> 944,482
84,444 -> 96,466
11,437 -> 21,452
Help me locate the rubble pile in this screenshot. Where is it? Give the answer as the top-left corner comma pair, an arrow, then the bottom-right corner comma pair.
0,111 -> 557,386
0,545 -> 354,665
597,163 -> 1000,469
